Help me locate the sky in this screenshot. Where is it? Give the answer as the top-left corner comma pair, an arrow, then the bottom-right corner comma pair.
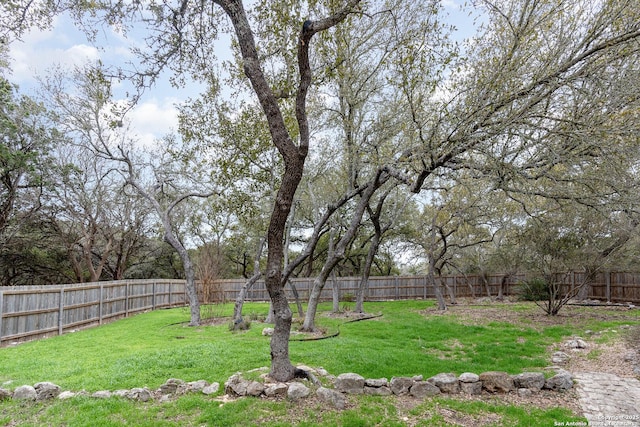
6,0 -> 476,147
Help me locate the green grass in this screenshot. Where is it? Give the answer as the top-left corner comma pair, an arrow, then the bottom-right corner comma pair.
1,300 -> 637,426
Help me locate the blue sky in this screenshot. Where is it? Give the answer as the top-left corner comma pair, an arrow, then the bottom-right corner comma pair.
7,0 -> 476,146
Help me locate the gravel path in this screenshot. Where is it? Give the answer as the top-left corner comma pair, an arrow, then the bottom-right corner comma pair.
574,372 -> 640,427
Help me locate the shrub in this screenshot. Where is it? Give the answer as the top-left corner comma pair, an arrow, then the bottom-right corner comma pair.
517,278 -> 551,301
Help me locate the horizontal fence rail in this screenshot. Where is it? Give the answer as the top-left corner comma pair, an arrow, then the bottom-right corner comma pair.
2,272 -> 639,345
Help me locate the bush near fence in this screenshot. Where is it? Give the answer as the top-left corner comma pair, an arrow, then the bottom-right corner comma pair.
1,272 -> 639,345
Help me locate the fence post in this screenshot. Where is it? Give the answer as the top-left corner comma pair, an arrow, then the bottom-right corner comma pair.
0,291 -> 4,343
58,288 -> 64,336
125,282 -> 129,317
395,276 -> 399,300
99,283 -> 104,325
152,281 -> 157,310
423,276 -> 427,300
606,271 -> 611,302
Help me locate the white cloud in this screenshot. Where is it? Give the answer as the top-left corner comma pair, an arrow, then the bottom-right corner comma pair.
441,0 -> 460,9
127,97 -> 180,147
7,14 -> 131,88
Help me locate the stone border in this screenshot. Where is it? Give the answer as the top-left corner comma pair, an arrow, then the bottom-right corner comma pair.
0,366 -> 573,409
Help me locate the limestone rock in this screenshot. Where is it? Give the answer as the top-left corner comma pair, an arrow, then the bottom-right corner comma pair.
460,381 -> 483,395
264,383 -> 288,397
12,385 -> 36,400
458,372 -> 480,383
364,386 -> 392,396
92,390 -> 112,399
410,381 -> 441,398
565,338 -> 588,349
225,374 -> 251,396
0,388 -> 11,400
187,380 -> 210,392
127,388 -> 153,402
58,391 -> 76,400
316,368 -> 329,377
287,382 -> 310,400
317,386 -> 346,410
428,373 -> 460,394
34,382 -> 61,401
389,377 -> 414,395
513,372 -> 545,391
159,378 -> 185,395
479,371 -> 514,393
544,370 -> 573,391
202,382 -> 220,395
336,373 -> 365,394
113,390 -> 129,397
517,388 -> 533,397
246,381 -> 265,397
262,328 -> 274,336
365,378 -> 388,388
551,351 -> 570,365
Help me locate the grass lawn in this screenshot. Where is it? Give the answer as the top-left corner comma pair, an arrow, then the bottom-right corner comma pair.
0,299 -> 637,426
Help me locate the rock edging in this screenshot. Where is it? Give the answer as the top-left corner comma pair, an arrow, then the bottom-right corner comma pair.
0,368 -> 574,408
220,366 -> 574,408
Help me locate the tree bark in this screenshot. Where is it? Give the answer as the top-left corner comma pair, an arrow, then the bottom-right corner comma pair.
163,218 -> 201,326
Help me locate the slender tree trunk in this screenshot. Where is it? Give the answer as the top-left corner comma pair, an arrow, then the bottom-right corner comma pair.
232,238 -> 265,327
301,174 -> 384,331
283,202 -> 304,318
497,274 -> 508,301
331,272 -> 340,313
232,272 -> 261,326
327,228 -> 341,313
355,233 -> 379,313
290,281 -> 304,317
481,272 -> 492,298
429,262 -> 446,311
444,279 -> 457,304
164,229 -> 200,326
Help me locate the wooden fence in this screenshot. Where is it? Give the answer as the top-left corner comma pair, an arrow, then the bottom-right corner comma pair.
2,272 -> 639,345
205,272 -> 640,305
0,279 -> 186,345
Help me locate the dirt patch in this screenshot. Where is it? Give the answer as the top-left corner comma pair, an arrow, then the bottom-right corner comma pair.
420,299 -> 638,331
562,332 -> 639,378
200,316 -> 232,326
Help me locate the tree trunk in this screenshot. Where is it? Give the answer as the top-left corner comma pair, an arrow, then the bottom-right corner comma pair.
444,279 -> 457,304
165,229 -> 200,326
289,281 -> 304,318
301,174 -> 384,331
497,274 -> 508,301
232,272 -> 261,327
218,0 -> 363,382
233,237 -> 265,327
355,232 -> 379,313
429,264 -> 446,311
481,272 -> 492,298
327,228 -> 340,314
332,271 -> 340,313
